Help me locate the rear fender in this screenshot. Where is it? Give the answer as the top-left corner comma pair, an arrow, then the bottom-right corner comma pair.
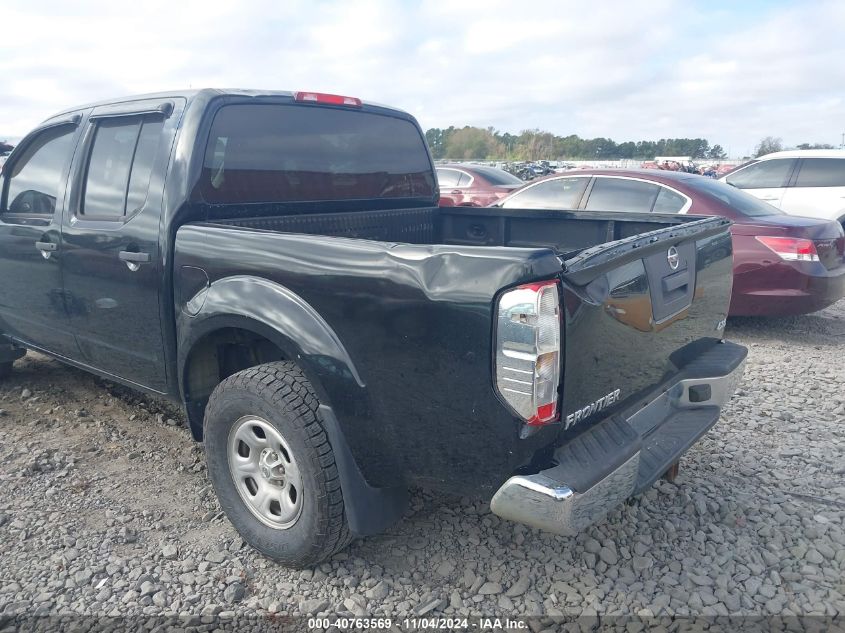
178,275 -> 365,405
178,275 -> 405,535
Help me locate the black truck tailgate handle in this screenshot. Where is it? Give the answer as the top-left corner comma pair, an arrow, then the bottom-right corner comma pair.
118,251 -> 151,264
662,269 -> 688,293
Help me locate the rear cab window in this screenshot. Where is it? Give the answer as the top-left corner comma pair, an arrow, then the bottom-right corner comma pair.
201,104 -> 435,204
793,158 -> 845,188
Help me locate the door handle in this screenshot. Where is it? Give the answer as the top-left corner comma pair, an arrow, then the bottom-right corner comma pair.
35,241 -> 57,259
118,251 -> 151,263
450,189 -> 462,194
35,241 -> 57,252
118,250 -> 151,271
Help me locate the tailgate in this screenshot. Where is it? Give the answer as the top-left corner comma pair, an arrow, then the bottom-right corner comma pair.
556,217 -> 734,431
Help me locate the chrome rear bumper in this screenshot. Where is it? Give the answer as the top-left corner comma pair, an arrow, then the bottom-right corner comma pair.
490,343 -> 746,536
490,453 -> 640,535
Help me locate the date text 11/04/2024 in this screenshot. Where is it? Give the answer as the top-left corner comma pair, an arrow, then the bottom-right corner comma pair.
307,617 -> 528,630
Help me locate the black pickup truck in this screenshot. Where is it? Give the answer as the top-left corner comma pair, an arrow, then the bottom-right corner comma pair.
0,89 -> 746,566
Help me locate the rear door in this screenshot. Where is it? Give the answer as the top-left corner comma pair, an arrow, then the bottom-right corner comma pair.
723,158 -> 796,208
780,157 -> 845,222
60,98 -> 183,391
0,116 -> 85,357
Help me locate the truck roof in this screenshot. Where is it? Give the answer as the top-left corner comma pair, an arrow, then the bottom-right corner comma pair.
43,88 -> 410,124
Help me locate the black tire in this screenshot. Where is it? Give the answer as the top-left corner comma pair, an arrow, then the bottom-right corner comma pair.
204,361 -> 352,567
0,361 -> 13,379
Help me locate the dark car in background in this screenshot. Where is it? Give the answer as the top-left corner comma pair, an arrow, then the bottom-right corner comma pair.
494,169 -> 845,316
436,163 -> 524,207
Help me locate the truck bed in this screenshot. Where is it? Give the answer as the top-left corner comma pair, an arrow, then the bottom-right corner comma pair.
207,204 -> 707,258
176,204 -> 733,494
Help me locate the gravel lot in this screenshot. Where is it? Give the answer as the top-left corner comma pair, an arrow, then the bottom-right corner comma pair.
0,300 -> 843,626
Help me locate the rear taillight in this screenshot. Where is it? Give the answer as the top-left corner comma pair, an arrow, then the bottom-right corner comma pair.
495,280 -> 560,426
755,236 -> 820,262
293,91 -> 362,107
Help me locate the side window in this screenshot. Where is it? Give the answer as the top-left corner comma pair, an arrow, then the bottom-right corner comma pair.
436,169 -> 461,188
2,125 -> 77,216
82,117 -> 164,218
793,158 -> 845,188
456,172 -> 472,187
652,187 -> 688,213
585,178 -> 659,212
725,159 -> 794,189
501,177 -> 588,209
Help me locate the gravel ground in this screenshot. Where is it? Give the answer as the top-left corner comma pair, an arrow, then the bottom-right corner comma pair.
0,300 -> 843,626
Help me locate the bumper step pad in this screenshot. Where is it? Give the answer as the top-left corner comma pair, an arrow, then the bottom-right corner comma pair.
635,407 -> 719,494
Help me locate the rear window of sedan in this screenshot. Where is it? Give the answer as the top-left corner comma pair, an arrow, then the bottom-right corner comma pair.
689,177 -> 784,217
470,166 -> 524,186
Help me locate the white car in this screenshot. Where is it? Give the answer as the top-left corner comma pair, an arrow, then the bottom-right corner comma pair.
720,150 -> 845,228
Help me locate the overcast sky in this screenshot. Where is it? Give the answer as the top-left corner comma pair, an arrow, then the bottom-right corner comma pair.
2,0 -> 843,156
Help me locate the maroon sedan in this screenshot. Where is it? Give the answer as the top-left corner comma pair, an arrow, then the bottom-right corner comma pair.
436,164 -> 524,207
494,169 -> 845,316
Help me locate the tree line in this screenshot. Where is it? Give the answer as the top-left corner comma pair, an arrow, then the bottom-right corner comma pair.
425,126 -> 728,161
753,136 -> 834,157
426,127 -> 840,161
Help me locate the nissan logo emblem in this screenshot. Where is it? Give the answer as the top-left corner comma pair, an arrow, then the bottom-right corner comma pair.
667,246 -> 680,270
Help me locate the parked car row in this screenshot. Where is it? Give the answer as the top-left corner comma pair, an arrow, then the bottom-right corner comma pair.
436,154 -> 845,318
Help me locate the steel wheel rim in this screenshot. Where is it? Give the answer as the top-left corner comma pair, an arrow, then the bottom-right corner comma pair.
227,415 -> 304,530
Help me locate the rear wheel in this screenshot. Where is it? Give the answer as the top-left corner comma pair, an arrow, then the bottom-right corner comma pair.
204,361 -> 352,567
0,361 -> 12,380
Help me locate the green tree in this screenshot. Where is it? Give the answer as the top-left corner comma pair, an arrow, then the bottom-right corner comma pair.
754,136 -> 783,157
796,143 -> 834,150
513,129 -> 558,160
424,126 -> 728,161
708,144 -> 727,159
443,126 -> 504,159
425,128 -> 444,159
494,131 -> 518,154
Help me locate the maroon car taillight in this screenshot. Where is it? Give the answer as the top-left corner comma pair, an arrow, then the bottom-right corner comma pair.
755,236 -> 820,262
495,280 -> 561,426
